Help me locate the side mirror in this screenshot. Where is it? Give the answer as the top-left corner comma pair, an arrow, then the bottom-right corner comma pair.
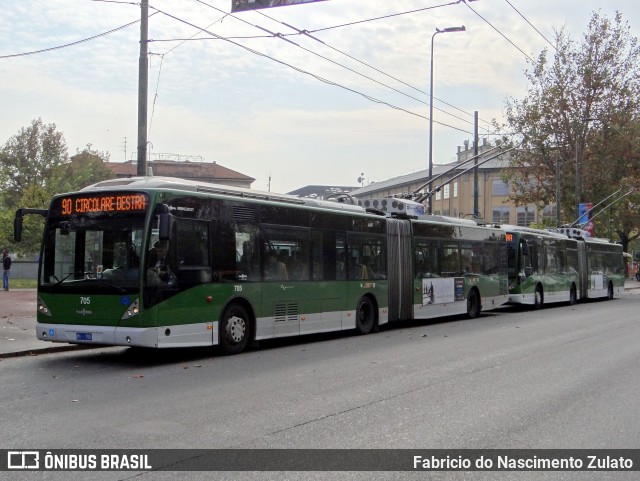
158,213 -> 174,241
521,240 -> 530,256
13,208 -> 48,242
13,211 -> 23,242
154,204 -> 174,241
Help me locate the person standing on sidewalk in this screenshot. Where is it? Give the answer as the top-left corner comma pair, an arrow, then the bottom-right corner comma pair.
2,249 -> 11,291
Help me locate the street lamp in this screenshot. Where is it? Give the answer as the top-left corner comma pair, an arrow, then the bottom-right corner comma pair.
428,25 -> 466,214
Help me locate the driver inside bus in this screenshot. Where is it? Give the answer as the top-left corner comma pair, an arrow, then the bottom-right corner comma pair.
146,241 -> 173,285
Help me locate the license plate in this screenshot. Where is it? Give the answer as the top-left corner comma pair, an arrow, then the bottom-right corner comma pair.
76,332 -> 92,341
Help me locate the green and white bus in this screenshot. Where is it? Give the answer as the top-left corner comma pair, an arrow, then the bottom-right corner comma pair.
387,214 -> 509,322
502,225 -> 625,308
15,177 -> 508,354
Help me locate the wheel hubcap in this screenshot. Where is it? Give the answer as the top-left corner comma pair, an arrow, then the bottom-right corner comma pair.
226,315 -> 246,343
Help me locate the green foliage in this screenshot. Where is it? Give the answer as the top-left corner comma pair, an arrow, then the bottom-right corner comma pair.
501,11 -> 640,248
50,146 -> 114,194
0,121 -> 116,257
0,118 -> 68,207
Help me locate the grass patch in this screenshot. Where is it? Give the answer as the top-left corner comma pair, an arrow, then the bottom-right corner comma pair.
9,279 -> 37,289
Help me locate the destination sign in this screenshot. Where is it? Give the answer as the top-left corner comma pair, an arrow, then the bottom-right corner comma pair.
505,233 -> 514,242
57,193 -> 148,216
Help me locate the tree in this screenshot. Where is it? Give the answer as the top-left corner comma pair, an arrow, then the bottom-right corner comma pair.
0,184 -> 50,257
0,118 -> 68,208
50,145 -> 114,194
0,121 -> 116,256
501,11 -> 640,250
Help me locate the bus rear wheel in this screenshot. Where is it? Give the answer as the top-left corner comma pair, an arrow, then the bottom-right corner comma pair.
356,296 -> 375,335
220,304 -> 252,355
466,289 -> 481,319
534,285 -> 543,309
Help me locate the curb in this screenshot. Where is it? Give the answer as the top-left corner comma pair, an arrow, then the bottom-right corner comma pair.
0,344 -> 99,359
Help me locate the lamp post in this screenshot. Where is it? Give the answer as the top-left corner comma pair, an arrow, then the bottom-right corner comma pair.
428,25 -> 466,214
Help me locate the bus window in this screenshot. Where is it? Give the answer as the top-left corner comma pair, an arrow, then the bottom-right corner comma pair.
174,219 -> 212,287
235,228 -> 259,281
483,242 -> 498,274
415,239 -> 438,278
261,226 -> 310,282
440,242 -> 460,277
336,234 -> 346,280
311,230 -> 324,281
347,234 -> 386,280
545,242 -> 557,274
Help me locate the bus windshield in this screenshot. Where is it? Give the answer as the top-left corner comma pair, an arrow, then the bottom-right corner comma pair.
39,193 -> 148,295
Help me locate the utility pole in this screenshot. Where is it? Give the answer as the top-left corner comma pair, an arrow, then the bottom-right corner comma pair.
137,0 -> 149,176
473,111 -> 479,217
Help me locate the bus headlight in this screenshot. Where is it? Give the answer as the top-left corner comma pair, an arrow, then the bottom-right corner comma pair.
37,297 -> 52,317
121,298 -> 140,320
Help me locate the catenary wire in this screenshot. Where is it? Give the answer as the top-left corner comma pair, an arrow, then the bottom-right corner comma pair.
0,14 -> 154,59
462,0 -> 533,62
503,0 -> 556,51
191,0 -> 492,128
194,0 -> 476,126
150,6 -> 474,135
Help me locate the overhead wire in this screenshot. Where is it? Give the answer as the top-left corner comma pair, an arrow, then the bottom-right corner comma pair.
253,8 -> 494,128
0,14 -> 154,59
462,0 -> 533,62
191,0 -> 477,127
188,0 -> 494,134
150,5 -> 473,135
503,0 -> 556,51
148,12 -> 232,141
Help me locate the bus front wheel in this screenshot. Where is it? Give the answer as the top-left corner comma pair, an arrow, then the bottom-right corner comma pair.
466,289 -> 481,319
219,304 -> 252,355
355,296 -> 375,335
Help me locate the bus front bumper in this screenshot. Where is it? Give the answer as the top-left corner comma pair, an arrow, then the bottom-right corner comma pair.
36,323 -> 160,348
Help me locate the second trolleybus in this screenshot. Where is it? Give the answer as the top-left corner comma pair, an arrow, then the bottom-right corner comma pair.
501,225 -> 625,308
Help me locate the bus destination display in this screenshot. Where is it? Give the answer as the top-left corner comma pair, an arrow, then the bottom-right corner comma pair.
58,193 -> 148,216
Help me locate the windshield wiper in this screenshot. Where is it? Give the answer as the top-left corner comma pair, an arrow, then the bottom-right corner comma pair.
54,271 -> 91,286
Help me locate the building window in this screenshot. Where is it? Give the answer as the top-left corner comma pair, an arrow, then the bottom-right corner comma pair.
443,184 -> 450,199
492,206 -> 510,224
516,206 -> 535,227
435,190 -> 441,200
453,182 -> 458,198
442,209 -> 450,216
492,179 -> 509,196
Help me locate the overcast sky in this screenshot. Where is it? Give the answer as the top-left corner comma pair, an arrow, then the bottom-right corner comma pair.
1,0 -> 638,194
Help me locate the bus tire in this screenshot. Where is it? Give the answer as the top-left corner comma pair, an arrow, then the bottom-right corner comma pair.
569,284 -> 577,305
355,296 -> 375,335
219,304 -> 252,355
466,288 -> 481,319
607,282 -> 614,300
534,285 -> 543,309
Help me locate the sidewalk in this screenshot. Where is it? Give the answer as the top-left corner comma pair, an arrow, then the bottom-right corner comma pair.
2,281 -> 640,358
0,289 -> 89,359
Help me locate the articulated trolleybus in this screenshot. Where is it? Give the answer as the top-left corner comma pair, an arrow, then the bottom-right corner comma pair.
15,177 -> 508,354
502,225 -> 625,308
